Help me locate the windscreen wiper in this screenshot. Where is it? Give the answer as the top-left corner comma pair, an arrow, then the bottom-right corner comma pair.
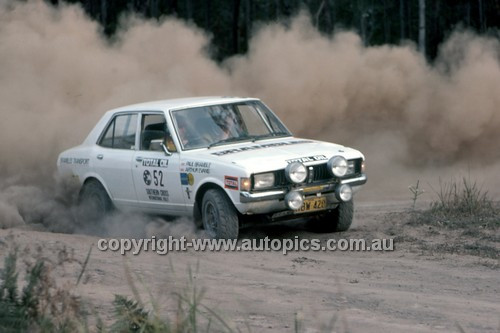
207,136 -> 252,148
251,132 -> 291,142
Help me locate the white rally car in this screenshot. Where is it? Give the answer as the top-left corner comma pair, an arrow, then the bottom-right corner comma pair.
58,97 -> 366,239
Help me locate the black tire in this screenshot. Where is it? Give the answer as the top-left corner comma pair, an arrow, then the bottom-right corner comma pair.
77,180 -> 113,224
201,189 -> 239,239
307,200 -> 354,233
333,200 -> 354,232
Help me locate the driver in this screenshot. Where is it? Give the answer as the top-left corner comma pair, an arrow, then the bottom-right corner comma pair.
176,115 -> 193,147
218,112 -> 240,140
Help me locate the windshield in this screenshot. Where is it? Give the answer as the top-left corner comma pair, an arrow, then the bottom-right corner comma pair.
171,101 -> 291,150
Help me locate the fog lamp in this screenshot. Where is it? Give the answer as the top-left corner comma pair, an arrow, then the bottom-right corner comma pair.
285,191 -> 304,210
328,156 -> 348,177
285,162 -> 307,183
335,184 -> 353,202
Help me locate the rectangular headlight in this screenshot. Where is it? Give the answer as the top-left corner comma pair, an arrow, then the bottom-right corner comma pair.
347,160 -> 355,175
254,172 -> 275,189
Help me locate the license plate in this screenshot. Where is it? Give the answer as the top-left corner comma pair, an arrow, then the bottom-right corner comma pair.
296,197 -> 327,213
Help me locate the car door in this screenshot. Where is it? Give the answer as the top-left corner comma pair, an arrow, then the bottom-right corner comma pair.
92,112 -> 139,208
131,112 -> 186,214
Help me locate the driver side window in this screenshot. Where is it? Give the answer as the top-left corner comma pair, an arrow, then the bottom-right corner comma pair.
140,114 -> 177,152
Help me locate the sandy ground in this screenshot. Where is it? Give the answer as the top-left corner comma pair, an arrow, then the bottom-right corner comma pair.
0,199 -> 498,333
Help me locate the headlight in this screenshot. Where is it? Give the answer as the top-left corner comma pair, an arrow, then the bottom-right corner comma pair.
285,162 -> 307,183
327,156 -> 348,177
347,160 -> 355,175
254,173 -> 275,189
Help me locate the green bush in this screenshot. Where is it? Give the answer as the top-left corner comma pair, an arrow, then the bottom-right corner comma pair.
0,249 -> 234,333
0,250 -> 82,332
430,177 -> 496,218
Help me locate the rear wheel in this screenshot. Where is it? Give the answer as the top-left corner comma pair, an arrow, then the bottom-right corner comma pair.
307,200 -> 354,232
201,189 -> 239,239
77,180 -> 113,224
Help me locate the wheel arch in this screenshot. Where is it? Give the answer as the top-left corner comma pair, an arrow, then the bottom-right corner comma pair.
80,174 -> 113,201
193,181 -> 237,227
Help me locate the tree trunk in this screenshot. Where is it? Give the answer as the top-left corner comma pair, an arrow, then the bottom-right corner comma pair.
383,0 -> 389,43
407,0 -> 412,40
400,0 -> 405,40
185,0 -> 192,20
150,0 -> 159,19
358,0 -> 367,45
478,0 -> 485,32
418,0 -> 426,56
204,0 -> 211,31
168,0 -> 178,15
331,0 -> 336,27
315,0 -> 325,28
245,0 -> 251,43
324,0 -> 333,32
100,0 -> 107,27
232,0 -> 241,54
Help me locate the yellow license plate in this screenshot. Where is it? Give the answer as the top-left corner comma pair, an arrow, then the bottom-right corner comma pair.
296,197 -> 327,213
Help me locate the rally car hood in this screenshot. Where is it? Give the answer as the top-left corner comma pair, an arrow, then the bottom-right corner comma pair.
193,137 -> 364,174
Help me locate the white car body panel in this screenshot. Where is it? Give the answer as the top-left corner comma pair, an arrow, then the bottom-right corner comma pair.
132,150 -> 187,214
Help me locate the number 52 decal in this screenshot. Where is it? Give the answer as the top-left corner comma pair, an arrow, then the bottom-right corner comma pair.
153,170 -> 164,187
143,170 -> 165,187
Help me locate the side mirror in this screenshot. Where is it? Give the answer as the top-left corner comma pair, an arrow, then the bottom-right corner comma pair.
150,139 -> 172,156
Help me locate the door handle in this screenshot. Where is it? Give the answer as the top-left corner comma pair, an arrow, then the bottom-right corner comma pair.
97,154 -> 103,160
135,157 -> 143,162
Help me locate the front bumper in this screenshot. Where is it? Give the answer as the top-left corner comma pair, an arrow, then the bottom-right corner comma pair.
239,174 -> 367,203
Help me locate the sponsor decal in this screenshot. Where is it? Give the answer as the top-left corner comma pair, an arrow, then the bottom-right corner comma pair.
146,188 -> 169,202
184,161 -> 211,174
142,158 -> 169,168
211,140 -> 312,156
180,173 -> 195,186
60,157 -> 90,165
224,176 -> 239,190
286,155 -> 327,164
143,170 -> 152,185
185,187 -> 192,199
144,170 -> 165,187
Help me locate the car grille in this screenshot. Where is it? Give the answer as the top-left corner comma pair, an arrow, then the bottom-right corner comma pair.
253,158 -> 362,190
312,163 -> 330,181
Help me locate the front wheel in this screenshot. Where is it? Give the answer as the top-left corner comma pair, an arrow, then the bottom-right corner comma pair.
307,200 -> 354,233
201,189 -> 239,239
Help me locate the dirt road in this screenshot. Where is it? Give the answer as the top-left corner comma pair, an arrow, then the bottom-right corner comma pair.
0,201 -> 498,332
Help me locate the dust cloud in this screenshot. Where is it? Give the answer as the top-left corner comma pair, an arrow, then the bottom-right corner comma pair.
0,1 -> 499,230
230,20 -> 500,164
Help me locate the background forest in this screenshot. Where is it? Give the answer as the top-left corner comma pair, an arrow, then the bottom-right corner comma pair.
49,0 -> 500,60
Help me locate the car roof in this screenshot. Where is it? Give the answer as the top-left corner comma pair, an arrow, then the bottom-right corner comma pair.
110,96 -> 259,113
